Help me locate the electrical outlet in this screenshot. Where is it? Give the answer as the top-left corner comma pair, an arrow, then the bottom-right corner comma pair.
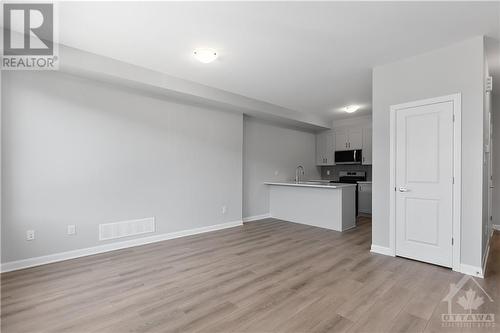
26,230 -> 35,241
67,225 -> 76,235
274,170 -> 279,176
326,170 -> 331,176
222,205 -> 227,215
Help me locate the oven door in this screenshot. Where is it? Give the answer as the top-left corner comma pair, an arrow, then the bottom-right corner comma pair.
335,150 -> 362,164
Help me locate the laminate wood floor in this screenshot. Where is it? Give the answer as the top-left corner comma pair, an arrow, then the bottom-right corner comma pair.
2,217 -> 500,332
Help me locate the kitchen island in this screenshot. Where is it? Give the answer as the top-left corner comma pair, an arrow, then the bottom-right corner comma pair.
264,181 -> 356,231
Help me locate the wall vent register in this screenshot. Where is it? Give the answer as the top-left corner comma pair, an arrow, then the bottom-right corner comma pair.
99,217 -> 155,241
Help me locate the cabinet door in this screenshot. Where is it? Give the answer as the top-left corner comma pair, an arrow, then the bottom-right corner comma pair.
316,131 -> 327,165
325,130 -> 335,165
335,129 -> 348,151
358,183 -> 372,214
348,128 -> 363,150
362,127 -> 372,165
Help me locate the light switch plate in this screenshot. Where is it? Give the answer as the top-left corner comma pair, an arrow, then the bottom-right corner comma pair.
67,225 -> 76,235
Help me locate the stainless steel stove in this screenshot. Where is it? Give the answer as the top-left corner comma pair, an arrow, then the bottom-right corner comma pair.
338,171 -> 367,184
337,171 -> 366,216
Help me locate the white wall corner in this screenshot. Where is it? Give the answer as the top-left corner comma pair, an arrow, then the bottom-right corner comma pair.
0,220 -> 243,273
242,213 -> 272,223
480,227 -> 495,278
459,263 -> 484,279
370,244 -> 395,256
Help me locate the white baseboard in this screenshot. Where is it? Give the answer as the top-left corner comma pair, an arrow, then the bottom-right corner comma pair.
459,263 -> 484,278
369,244 -> 487,278
370,244 -> 394,256
0,220 -> 243,273
242,213 -> 271,223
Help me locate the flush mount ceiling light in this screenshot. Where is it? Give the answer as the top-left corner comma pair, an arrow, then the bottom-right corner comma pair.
193,48 -> 218,64
343,105 -> 360,113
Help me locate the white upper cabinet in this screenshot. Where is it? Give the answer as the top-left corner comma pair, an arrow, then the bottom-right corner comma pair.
316,130 -> 335,166
335,128 -> 362,151
335,129 -> 348,151
348,128 -> 363,150
316,131 -> 327,165
362,127 -> 372,165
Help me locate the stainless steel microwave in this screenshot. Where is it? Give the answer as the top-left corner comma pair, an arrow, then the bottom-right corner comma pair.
335,149 -> 362,164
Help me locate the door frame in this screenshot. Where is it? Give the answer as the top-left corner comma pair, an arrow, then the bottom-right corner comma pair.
389,93 -> 462,272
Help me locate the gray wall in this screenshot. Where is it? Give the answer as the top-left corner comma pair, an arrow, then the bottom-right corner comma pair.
372,36 -> 485,267
2,71 -> 243,263
482,49 -> 492,264
243,117 -> 319,218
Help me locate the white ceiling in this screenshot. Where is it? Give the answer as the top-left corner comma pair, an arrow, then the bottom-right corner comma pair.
58,2 -> 500,120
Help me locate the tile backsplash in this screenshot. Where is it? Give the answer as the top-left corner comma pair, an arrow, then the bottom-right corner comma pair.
320,165 -> 372,181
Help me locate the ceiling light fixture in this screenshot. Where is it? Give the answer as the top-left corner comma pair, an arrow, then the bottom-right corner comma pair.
343,105 -> 360,113
193,48 -> 218,64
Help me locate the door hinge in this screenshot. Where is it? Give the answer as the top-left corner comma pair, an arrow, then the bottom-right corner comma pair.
452,237 -> 454,245
453,114 -> 455,122
452,176 -> 455,184
394,187 -> 397,192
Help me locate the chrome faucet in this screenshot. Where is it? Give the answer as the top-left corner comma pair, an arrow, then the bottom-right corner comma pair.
295,165 -> 305,183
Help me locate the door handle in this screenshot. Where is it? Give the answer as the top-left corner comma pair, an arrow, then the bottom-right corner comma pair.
399,187 -> 410,192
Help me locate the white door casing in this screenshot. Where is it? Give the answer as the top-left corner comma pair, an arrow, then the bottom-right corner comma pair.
389,94 -> 461,271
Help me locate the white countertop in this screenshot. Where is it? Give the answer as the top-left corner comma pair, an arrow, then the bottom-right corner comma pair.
264,181 -> 357,189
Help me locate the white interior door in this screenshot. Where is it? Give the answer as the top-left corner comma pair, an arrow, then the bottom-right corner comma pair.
395,100 -> 454,267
